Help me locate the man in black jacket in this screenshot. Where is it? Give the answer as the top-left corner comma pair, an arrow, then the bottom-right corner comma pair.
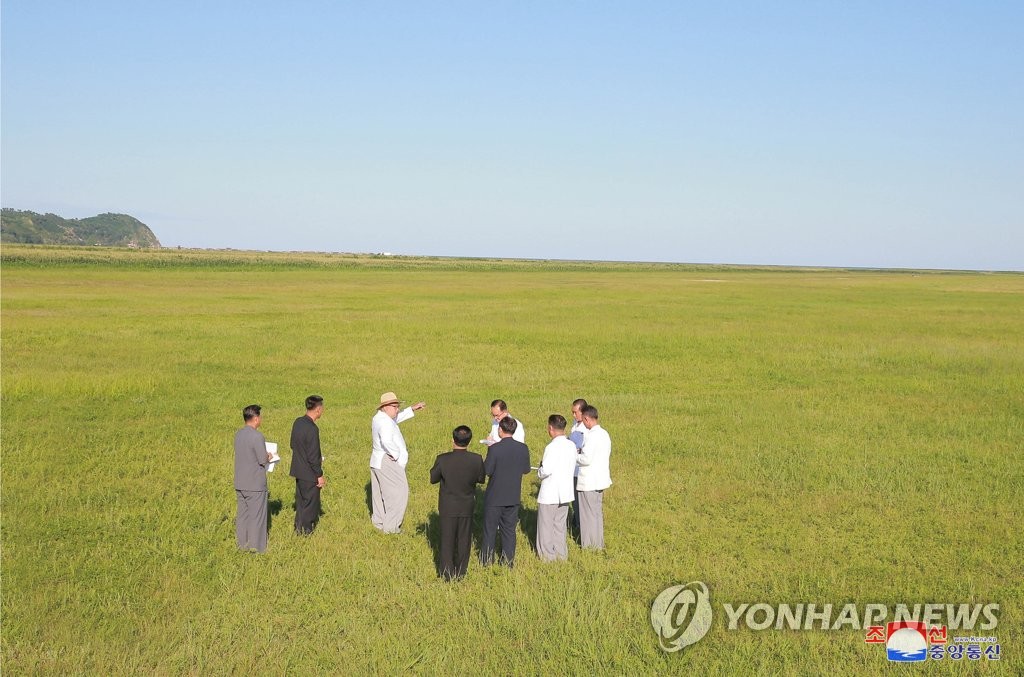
429,425 -> 485,581
290,395 -> 325,535
480,416 -> 531,567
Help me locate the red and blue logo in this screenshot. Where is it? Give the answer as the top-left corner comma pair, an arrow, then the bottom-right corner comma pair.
886,621 -> 928,662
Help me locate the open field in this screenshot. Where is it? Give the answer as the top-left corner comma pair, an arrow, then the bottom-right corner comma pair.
2,245 -> 1022,674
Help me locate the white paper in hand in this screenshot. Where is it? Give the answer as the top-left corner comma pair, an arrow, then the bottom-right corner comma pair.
266,441 -> 280,473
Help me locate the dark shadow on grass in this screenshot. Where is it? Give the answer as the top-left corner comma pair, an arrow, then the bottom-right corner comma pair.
518,504 -> 538,553
474,494 -> 533,568
472,487 -> 486,553
415,511 -> 442,575
569,495 -> 581,545
267,497 -> 283,531
287,487 -> 326,535
364,481 -> 373,517
287,501 -> 327,519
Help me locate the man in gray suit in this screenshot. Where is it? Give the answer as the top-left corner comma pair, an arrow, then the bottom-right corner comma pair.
234,404 -> 272,553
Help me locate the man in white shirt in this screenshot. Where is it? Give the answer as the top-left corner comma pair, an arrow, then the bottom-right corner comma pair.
536,414 -> 577,562
369,391 -> 426,534
576,405 -> 612,549
567,398 -> 588,537
485,399 -> 525,445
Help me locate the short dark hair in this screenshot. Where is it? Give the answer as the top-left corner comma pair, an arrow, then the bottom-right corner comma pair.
572,398 -> 588,410
243,404 -> 261,421
452,425 -> 472,447
548,414 -> 567,431
498,416 -> 518,435
490,399 -> 508,411
581,405 -> 598,420
305,395 -> 324,411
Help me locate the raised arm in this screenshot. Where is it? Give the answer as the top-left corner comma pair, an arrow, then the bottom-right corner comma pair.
397,402 -> 425,425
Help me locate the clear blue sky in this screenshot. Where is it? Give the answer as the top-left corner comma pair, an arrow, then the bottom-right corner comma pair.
3,1 -> 1021,270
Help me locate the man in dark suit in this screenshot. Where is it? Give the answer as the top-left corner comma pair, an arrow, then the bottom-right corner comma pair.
290,395 -> 325,535
429,425 -> 485,581
480,416 -> 531,567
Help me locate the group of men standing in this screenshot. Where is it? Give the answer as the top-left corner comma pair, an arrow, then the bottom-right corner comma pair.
427,398 -> 613,581
232,394 -> 613,580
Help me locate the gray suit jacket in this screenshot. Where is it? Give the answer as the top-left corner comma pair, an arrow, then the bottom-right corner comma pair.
234,425 -> 268,491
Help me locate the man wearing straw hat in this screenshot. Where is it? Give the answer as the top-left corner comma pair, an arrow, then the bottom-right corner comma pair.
369,391 -> 426,534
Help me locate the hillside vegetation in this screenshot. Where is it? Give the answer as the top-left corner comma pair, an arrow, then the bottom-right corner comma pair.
0,209 -> 161,248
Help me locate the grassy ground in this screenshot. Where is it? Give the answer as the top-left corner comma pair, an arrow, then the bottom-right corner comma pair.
2,245 -> 1021,674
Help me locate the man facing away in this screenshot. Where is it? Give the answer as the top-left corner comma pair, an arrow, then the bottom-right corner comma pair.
576,405 -> 612,549
429,425 -> 485,581
567,398 -> 588,537
369,391 -> 426,534
485,399 -> 525,445
234,404 -> 271,553
480,416 -> 531,567
536,414 -> 577,562
290,395 -> 325,535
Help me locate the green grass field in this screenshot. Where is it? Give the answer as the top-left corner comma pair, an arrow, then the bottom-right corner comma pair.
2,244 -> 1021,674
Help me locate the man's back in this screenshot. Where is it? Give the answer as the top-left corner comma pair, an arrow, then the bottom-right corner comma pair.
234,426 -> 268,491
577,424 -> 612,491
430,450 -> 485,517
537,436 -> 576,505
290,415 -> 321,480
483,438 -> 531,507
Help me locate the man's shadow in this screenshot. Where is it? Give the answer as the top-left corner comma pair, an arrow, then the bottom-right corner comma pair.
472,486 -> 486,553
417,486 -> 545,575
416,487 -> 488,577
519,503 -> 538,552
415,512 -> 442,574
267,497 -> 283,530
472,487 -> 537,561
517,475 -> 544,552
364,482 -> 373,517
569,498 -> 581,545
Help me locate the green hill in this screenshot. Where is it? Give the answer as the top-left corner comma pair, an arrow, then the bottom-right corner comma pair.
1,209 -> 161,248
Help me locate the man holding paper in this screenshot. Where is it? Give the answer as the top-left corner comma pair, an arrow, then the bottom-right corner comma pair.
234,404 -> 271,553
484,399 -> 525,445
370,391 -> 426,534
